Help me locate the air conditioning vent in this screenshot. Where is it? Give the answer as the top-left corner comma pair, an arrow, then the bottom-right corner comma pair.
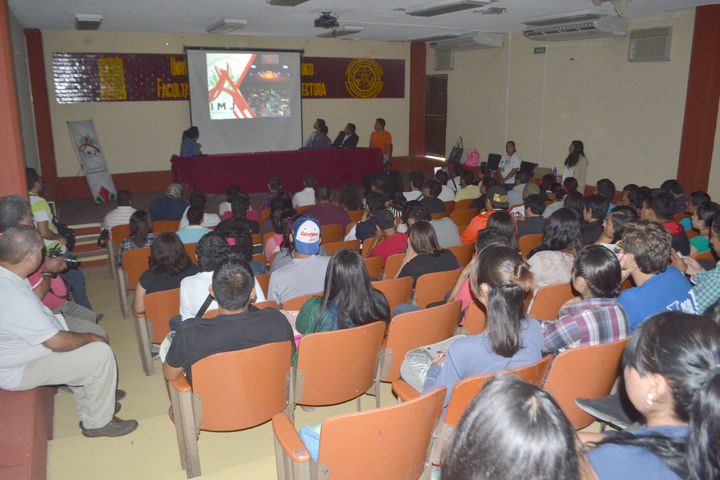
628,27 -> 672,62
523,15 -> 626,41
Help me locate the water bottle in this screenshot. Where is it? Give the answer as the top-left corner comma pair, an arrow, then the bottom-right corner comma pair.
552,167 -> 557,178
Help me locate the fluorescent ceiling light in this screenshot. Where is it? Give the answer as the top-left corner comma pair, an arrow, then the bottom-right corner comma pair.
206,18 -> 247,34
266,0 -> 310,5
317,26 -> 365,38
75,14 -> 103,30
407,1 -> 488,17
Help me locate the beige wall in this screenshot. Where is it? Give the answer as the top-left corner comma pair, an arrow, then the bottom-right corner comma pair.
708,97 -> 720,200
41,31 -> 410,177
430,11 -> 696,189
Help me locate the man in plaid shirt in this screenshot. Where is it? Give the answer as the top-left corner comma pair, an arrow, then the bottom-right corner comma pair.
542,246 -> 629,354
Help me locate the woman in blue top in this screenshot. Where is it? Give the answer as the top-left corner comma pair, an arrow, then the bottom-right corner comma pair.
587,311 -> 720,480
180,126 -> 201,157
422,244 -> 543,412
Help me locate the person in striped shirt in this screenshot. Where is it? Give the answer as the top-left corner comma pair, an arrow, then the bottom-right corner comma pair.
542,245 -> 629,354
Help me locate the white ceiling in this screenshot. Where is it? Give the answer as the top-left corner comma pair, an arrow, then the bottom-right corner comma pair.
9,0 -> 719,42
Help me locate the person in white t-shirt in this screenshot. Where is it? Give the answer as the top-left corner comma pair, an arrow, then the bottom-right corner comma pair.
434,170 -> 456,202
498,141 -> 522,190
178,191 -> 220,230
292,174 -> 316,208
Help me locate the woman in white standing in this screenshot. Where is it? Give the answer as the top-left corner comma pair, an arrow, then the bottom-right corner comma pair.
562,140 -> 589,194
498,140 -> 521,190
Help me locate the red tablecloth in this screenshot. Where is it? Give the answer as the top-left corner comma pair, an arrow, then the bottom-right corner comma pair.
171,148 -> 384,194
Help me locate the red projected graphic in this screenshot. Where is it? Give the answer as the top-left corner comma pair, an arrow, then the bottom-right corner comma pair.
208,54 -> 256,119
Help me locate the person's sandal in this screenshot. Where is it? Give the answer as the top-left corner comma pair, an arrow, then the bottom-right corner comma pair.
81,417 -> 138,438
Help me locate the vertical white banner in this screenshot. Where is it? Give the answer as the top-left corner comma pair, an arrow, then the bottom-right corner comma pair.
67,120 -> 117,203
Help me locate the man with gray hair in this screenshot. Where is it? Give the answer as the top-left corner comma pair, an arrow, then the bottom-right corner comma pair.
0,226 -> 137,437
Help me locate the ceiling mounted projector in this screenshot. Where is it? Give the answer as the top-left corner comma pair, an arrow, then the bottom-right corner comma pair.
314,12 -> 339,29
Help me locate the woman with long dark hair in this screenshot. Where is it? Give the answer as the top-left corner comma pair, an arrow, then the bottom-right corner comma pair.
689,202 -> 720,256
562,139 -> 588,193
422,245 -> 542,412
594,205 -> 639,245
443,375 -> 588,480
486,209 -> 518,250
396,221 -> 458,284
118,210 -> 156,266
528,208 -> 583,288
587,312 -> 720,480
293,248 -> 390,364
132,232 -> 200,315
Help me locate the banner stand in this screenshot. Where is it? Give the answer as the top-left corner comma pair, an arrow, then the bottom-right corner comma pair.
67,120 -> 117,203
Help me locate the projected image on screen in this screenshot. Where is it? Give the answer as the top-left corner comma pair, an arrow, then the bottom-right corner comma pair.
207,53 -> 292,120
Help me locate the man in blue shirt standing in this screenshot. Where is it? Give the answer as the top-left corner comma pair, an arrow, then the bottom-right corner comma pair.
617,219 -> 696,332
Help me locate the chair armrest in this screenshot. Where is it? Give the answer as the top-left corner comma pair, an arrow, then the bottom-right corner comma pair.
170,375 -> 192,393
272,413 -> 311,463
392,379 -> 421,402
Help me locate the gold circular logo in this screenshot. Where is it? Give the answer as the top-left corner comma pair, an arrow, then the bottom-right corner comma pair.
345,58 -> 384,99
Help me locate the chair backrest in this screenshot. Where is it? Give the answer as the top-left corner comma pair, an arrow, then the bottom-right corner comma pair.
446,243 -> 474,267
254,300 -> 279,310
673,212 -> 690,222
382,301 -> 462,381
449,208 -> 478,227
144,288 -> 180,343
317,387 -> 445,480
454,199 -> 474,210
296,322 -> 386,406
363,256 -> 383,279
528,283 -> 575,321
282,292 -> 321,311
111,224 -> 131,255
413,269 -> 462,308
255,273 -> 270,298
371,277 -> 413,316
320,224 -> 344,244
203,309 -> 219,318
259,209 -> 271,224
462,301 -> 486,335
323,239 -> 361,256
519,233 -> 543,259
183,243 -> 198,264
444,355 -> 554,426
251,252 -> 266,265
686,229 -> 699,239
693,250 -> 715,261
382,253 -> 405,279
251,233 -> 261,246
191,341 -> 292,431
295,205 -> 313,215
346,209 -> 364,224
152,220 -> 180,234
122,247 -> 150,290
361,238 -> 375,258
543,338 -> 628,429
430,212 -> 447,220
444,201 -> 455,213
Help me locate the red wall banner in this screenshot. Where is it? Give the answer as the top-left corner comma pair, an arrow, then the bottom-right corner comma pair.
301,57 -> 404,99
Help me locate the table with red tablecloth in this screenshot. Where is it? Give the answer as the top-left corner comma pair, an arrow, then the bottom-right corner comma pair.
171,148 -> 384,194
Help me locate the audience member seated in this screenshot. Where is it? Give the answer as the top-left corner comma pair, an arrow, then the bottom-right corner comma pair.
679,190 -> 711,230
260,191 -> 292,236
264,208 -> 296,263
218,184 -> 239,218
434,169 -> 456,202
627,186 -> 651,216
582,194 -> 610,245
303,118 -> 325,148
293,249 -> 389,364
227,194 -> 259,234
292,173 -> 316,208
688,202 -> 720,255
332,123 -> 359,149
351,191 -> 388,243
506,170 -> 531,207
527,208 -> 582,288
593,205 -> 638,247
618,183 -> 639,207
309,124 -> 331,149
660,179 -> 689,216
542,245 -> 629,354
213,217 -> 266,276
175,207 -> 212,244
596,178 -> 617,214
563,190 -> 585,219
179,126 -> 201,157
149,183 -> 186,222
164,259 -> 294,386
302,186 -> 352,228
100,189 -> 135,243
516,194 -> 546,238
460,186 -> 509,244
179,232 -> 266,321
118,210 -> 156,267
178,191 -> 221,230
447,164 -> 465,192
563,176 -> 579,195
403,171 -> 425,202
267,216 -> 331,305
671,216 -> 720,314
0,226 -> 137,437
419,180 -> 447,214
259,176 -> 283,213
640,189 -> 690,256
509,182 -> 541,217
543,184 -> 567,218
367,209 -> 408,266
404,202 -> 461,248
132,232 -> 201,315
337,182 -> 362,211
586,312 -> 720,480
487,210 -> 519,250
443,375 -> 588,480
395,221 -> 458,285
454,171 -> 481,203
422,245 -> 542,414
616,219 -> 697,332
